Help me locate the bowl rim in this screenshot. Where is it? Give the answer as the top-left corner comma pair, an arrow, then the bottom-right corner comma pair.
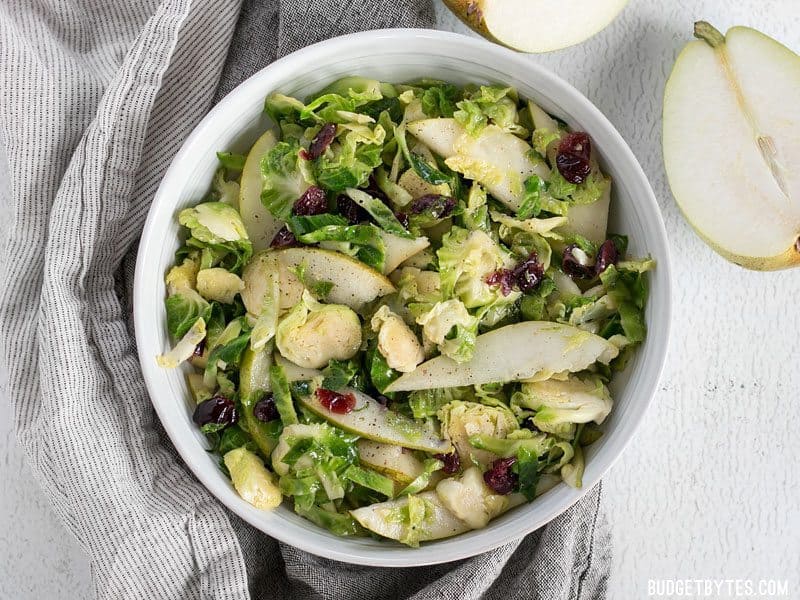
134,27 -> 672,566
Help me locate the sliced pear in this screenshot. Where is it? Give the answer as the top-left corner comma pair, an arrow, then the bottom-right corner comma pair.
443,0 -> 628,53
273,353 -> 321,381
239,347 -> 282,456
239,130 -> 282,251
275,247 -> 395,310
357,440 -> 425,484
350,491 -> 470,542
241,251 -> 281,315
558,181 -> 610,245
407,119 -> 462,158
529,101 -> 560,134
407,118 -> 549,211
663,22 -> 800,270
240,345 -> 272,398
379,231 -> 430,274
398,169 -> 451,199
298,388 -> 450,453
386,322 -> 619,392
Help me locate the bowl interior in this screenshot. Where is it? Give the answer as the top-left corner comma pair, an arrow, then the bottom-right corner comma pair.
134,29 -> 671,566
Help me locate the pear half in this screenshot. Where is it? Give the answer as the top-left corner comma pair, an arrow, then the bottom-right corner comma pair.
663,22 -> 800,270
443,0 -> 628,53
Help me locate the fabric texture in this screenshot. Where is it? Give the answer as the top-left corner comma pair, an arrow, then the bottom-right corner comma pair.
0,1 -> 612,599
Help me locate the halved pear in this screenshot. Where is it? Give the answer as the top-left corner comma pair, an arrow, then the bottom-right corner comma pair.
299,388 -> 451,453
443,0 -> 628,53
239,130 -> 283,251
275,247 -> 395,310
663,22 -> 800,270
385,322 -> 618,392
407,118 -> 549,211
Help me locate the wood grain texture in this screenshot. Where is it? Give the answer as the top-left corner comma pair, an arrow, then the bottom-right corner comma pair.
0,1 -> 797,598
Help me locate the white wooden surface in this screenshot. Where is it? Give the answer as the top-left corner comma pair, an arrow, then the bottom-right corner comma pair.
1,1 -> 798,598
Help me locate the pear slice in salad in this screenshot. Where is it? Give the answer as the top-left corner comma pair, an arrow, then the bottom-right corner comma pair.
379,231 -> 430,275
558,181 -> 611,245
239,346 -> 282,457
275,247 -> 395,311
357,440 -> 425,484
407,118 -> 549,211
239,130 -> 283,251
298,388 -> 451,454
273,353 -> 322,382
386,322 -> 619,392
350,491 -> 470,543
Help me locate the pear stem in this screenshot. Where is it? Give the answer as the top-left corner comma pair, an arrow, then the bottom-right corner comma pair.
694,21 -> 725,48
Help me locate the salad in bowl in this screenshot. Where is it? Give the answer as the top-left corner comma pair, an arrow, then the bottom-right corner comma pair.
156,76 -> 653,546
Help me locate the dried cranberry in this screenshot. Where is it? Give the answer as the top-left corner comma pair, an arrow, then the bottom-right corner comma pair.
307,123 -> 337,160
192,338 -> 205,358
253,394 -> 279,422
485,269 -> 515,296
594,239 -> 619,275
394,211 -> 409,229
336,194 -> 368,224
434,452 -> 461,475
409,194 -> 456,219
316,388 -> 356,414
270,226 -> 297,248
483,457 -> 518,495
513,252 -> 545,293
522,417 -> 540,432
562,244 -> 595,279
556,132 -> 592,184
292,186 -> 328,216
193,395 -> 238,429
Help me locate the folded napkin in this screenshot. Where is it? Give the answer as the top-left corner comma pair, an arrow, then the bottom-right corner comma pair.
0,1 -> 611,598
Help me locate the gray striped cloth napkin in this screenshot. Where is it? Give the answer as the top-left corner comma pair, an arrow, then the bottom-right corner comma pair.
0,1 -> 612,598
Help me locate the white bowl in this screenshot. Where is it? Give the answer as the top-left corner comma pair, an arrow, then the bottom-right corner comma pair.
134,28 -> 672,567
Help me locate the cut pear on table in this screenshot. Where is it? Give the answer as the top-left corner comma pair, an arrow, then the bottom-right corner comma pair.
663,22 -> 800,270
407,118 -> 549,211
350,491 -> 470,543
443,0 -> 628,53
386,322 -> 618,392
298,388 -> 451,453
239,130 -> 282,251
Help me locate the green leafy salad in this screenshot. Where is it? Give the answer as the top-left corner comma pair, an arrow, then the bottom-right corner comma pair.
157,76 -> 654,546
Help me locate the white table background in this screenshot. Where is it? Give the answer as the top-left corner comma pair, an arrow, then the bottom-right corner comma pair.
1,1 -> 798,598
